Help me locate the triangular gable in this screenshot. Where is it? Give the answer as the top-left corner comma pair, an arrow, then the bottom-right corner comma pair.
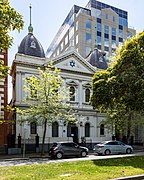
45,47 -> 96,75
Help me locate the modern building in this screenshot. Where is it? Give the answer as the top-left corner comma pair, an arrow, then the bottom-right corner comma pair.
46,0 -> 136,61
0,49 -> 9,152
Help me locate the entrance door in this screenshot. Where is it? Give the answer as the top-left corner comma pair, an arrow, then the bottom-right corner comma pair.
71,126 -> 78,143
67,123 -> 78,143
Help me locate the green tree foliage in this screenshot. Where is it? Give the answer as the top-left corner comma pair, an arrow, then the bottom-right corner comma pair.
91,32 -> 144,139
0,0 -> 24,78
17,64 -> 76,155
0,0 -> 24,49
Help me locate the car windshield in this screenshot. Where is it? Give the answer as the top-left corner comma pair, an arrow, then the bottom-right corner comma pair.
51,143 -> 58,147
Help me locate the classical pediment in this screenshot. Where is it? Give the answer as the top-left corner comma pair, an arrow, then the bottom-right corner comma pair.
45,48 -> 96,75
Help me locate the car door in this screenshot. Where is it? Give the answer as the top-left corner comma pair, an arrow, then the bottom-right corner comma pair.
61,143 -> 80,156
105,141 -> 118,154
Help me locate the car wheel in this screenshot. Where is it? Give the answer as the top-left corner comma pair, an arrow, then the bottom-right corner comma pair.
56,152 -> 63,159
81,151 -> 87,157
104,149 -> 111,155
126,148 -> 132,154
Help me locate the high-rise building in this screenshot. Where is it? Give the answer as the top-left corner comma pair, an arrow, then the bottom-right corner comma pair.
46,0 -> 136,60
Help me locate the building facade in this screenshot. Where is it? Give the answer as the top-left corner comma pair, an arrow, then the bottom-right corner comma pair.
46,0 -> 136,60
10,21 -> 113,151
0,49 -> 9,150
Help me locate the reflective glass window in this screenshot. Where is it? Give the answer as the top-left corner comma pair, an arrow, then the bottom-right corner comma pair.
97,18 -> 101,23
119,37 -> 123,42
112,27 -> 116,36
119,29 -> 123,38
97,23 -> 102,32
86,19 -> 91,29
104,25 -> 109,34
86,33 -> 92,43
112,16 -> 115,22
104,46 -> 109,52
104,38 -> 109,46
105,14 -> 108,19
112,35 -> 116,41
104,33 -> 109,39
97,31 -> 101,36
97,36 -> 101,45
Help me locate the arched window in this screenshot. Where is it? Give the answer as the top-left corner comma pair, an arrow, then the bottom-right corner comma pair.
70,86 -> 75,101
85,122 -> 90,137
85,88 -> 90,102
100,124 -> 104,135
52,122 -> 59,137
30,122 -> 37,134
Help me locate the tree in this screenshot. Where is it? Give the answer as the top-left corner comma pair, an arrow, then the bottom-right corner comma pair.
0,0 -> 24,78
17,64 -> 76,155
0,0 -> 24,49
91,32 -> 144,141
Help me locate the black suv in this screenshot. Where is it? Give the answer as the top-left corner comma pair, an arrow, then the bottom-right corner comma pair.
49,142 -> 88,159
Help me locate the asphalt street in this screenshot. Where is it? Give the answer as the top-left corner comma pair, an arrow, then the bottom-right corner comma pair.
0,151 -> 144,167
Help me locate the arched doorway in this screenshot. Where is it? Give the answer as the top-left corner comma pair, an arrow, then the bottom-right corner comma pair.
67,122 -> 78,143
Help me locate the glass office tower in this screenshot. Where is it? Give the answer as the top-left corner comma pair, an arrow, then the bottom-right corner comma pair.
46,0 -> 135,60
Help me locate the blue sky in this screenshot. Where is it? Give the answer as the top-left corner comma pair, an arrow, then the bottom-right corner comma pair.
8,0 -> 144,101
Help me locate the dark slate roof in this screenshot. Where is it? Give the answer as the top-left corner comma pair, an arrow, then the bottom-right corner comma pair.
18,32 -> 45,58
87,48 -> 108,70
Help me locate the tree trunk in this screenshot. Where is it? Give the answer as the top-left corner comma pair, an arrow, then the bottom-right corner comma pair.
41,119 -> 47,155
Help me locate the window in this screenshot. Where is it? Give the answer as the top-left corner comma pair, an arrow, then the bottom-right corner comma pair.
86,33 -> 91,43
112,27 -> 116,36
86,19 -> 91,29
104,38 -> 109,46
119,29 -> 123,38
119,25 -> 123,30
119,37 -> 123,42
104,25 -> 109,34
105,14 -> 108,19
76,35 -> 78,44
97,31 -> 101,36
112,35 -> 116,41
97,36 -> 101,45
65,35 -> 68,45
104,46 -> 109,52
85,123 -> 90,137
97,18 -> 101,23
97,23 -> 102,32
100,124 -> 104,135
70,86 -> 75,101
76,21 -> 78,31
30,122 -> 37,134
104,33 -> 109,39
112,16 -> 115,22
52,122 -> 59,137
85,88 -> 90,102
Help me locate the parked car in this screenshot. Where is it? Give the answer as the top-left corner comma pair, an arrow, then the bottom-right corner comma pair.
49,142 -> 89,159
93,140 -> 133,155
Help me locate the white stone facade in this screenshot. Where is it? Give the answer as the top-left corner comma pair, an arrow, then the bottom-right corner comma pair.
11,47 -> 112,148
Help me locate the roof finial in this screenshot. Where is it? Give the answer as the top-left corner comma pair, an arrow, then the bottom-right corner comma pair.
28,4 -> 33,33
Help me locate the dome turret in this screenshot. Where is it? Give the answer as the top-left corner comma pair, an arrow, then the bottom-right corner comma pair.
18,5 -> 45,58
87,48 -> 108,70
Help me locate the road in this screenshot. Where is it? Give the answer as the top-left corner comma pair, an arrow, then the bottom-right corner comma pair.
0,151 -> 144,167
